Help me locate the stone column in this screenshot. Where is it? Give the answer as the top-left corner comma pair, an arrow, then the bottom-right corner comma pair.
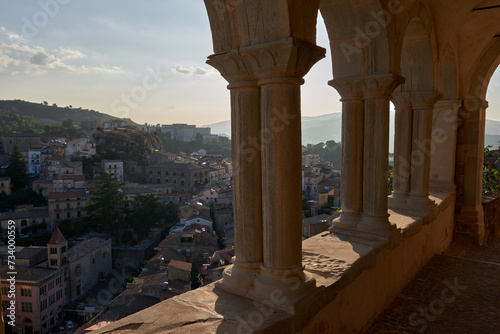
329,78 -> 364,231
391,92 -> 413,206
430,100 -> 461,191
455,98 -> 488,244
408,91 -> 442,208
358,74 -> 404,236
243,38 -> 325,306
207,52 -> 263,296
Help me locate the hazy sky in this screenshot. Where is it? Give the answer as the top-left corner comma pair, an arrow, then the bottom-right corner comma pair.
1,1 -> 499,126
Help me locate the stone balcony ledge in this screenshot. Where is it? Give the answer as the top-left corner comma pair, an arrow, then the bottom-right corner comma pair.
89,191 -> 455,334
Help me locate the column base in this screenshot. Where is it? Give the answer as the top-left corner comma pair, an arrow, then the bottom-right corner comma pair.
388,193 -> 408,210
455,205 -> 485,245
331,212 -> 360,232
357,213 -> 397,238
215,260 -> 261,298
247,264 -> 316,313
407,194 -> 436,213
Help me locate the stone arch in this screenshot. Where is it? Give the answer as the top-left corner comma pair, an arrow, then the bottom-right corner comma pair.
399,17 -> 434,91
204,0 -> 321,53
390,8 -> 441,210
320,0 -> 394,77
454,39 -> 500,244
466,40 -> 500,102
390,0 -> 438,88
440,46 -> 459,100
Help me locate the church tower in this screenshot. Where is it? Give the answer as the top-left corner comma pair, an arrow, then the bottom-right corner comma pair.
47,227 -> 68,269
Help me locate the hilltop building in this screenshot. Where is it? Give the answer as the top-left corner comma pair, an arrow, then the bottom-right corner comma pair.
160,124 -> 218,142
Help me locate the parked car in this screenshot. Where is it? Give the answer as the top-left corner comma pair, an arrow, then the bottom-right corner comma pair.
65,320 -> 75,329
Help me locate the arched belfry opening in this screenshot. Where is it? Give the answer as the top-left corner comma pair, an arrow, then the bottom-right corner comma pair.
455,39 -> 500,243
390,15 -> 443,212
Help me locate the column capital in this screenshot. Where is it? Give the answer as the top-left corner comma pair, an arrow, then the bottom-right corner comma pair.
392,92 -> 412,111
411,91 -> 443,109
463,97 -> 489,112
434,99 -> 462,111
328,77 -> 363,100
239,37 -> 326,83
359,73 -> 405,99
329,73 -> 404,100
207,50 -> 257,88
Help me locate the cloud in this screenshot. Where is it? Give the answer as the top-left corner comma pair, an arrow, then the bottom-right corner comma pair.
0,54 -> 20,70
173,65 -> 217,76
0,26 -> 123,75
54,47 -> 85,60
30,51 -> 55,66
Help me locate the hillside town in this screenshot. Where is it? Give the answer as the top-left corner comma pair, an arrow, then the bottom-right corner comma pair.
0,120 -> 340,334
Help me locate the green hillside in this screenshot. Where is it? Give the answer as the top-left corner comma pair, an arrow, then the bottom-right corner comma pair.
0,109 -> 45,134
0,99 -> 138,126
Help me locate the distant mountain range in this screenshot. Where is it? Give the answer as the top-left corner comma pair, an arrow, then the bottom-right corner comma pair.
207,112 -> 500,149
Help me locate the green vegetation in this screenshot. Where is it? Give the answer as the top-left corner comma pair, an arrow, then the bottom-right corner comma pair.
483,146 -> 500,196
302,140 -> 342,168
42,119 -> 86,140
126,193 -> 166,235
5,146 -> 29,192
0,99 -> 136,125
0,189 -> 47,212
0,109 -> 44,133
85,172 -> 126,240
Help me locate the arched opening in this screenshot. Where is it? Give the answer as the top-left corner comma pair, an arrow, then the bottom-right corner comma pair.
390,16 -> 440,211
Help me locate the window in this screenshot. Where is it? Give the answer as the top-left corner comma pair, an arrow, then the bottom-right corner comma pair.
181,180 -> 185,186
157,171 -> 161,175
165,171 -> 169,175
56,277 -> 62,286
66,212 -> 71,219
21,288 -> 32,297
78,211 -> 81,218
21,302 -> 33,312
48,294 -> 55,306
181,172 -> 184,176
48,281 -> 54,290
1,287 -> 8,295
50,247 -> 57,254
50,259 -> 58,266
61,246 -> 66,253
2,301 -> 9,310
56,213 -> 60,220
40,285 -> 47,295
56,290 -> 63,301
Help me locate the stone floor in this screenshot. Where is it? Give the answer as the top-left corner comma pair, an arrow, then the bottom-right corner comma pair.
364,241 -> 500,334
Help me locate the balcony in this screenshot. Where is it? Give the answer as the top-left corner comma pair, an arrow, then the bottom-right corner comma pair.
91,191 -> 457,333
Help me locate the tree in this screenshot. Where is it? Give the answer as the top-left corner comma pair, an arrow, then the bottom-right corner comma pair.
62,119 -> 75,128
5,145 -> 29,192
483,146 -> 500,196
86,172 -> 125,239
127,194 -> 165,236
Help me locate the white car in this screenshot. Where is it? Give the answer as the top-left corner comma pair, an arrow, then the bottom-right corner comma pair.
65,320 -> 74,329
